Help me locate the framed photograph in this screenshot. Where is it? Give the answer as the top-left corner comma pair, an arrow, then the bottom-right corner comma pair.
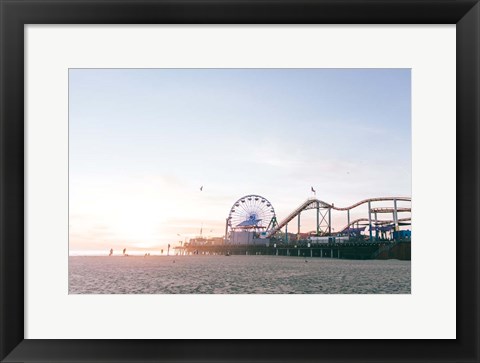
1,0 -> 478,362
67,67 -> 413,296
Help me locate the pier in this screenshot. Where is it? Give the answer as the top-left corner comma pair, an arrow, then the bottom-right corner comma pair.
176,240 -> 411,260
174,194 -> 412,261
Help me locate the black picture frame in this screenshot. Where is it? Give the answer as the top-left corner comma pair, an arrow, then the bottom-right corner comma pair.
1,1 -> 479,362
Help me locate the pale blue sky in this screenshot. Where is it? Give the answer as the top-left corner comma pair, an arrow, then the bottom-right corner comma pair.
69,69 -> 411,252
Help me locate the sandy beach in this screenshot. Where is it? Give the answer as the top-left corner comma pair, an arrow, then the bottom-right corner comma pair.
69,255 -> 411,294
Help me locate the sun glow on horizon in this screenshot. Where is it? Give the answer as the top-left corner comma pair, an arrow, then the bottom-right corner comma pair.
69,175 -> 229,252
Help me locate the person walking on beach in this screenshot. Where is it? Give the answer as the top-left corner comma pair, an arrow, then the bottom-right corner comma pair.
123,248 -> 126,256
109,248 -> 113,256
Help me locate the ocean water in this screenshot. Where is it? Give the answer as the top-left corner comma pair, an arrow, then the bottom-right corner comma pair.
69,255 -> 410,294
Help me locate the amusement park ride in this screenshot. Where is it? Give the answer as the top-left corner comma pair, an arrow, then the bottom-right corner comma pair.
224,194 -> 411,244
225,194 -> 278,244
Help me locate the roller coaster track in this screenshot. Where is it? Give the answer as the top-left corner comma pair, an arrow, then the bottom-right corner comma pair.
338,217 -> 412,233
370,207 -> 411,213
266,197 -> 411,238
330,196 -> 411,211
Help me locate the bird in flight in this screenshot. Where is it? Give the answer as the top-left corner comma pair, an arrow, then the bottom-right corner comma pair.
200,186 -> 203,191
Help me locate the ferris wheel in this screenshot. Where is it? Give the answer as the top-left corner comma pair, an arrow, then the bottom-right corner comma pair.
228,194 -> 276,231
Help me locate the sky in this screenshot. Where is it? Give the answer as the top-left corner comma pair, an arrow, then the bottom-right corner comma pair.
69,68 -> 411,255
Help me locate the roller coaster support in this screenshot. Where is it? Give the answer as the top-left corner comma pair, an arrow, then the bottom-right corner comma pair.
297,213 -> 301,240
374,212 -> 378,240
347,210 -> 350,237
368,201 -> 372,241
285,223 -> 288,243
328,208 -> 331,235
316,201 -> 320,235
393,198 -> 399,231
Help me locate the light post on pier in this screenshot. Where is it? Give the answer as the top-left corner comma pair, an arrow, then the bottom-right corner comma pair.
224,218 -> 229,244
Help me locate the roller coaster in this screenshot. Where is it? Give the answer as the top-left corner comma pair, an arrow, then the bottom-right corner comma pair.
225,194 -> 411,244
265,196 -> 411,239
